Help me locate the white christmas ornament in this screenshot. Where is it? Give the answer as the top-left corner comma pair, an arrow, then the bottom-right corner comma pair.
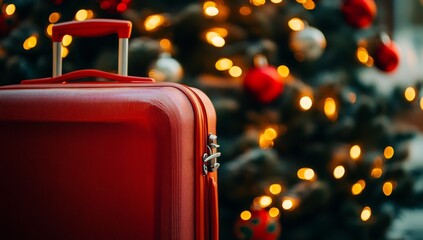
289,26 -> 327,61
148,53 -> 184,82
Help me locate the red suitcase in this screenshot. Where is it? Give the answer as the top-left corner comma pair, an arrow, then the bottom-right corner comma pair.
0,19 -> 220,240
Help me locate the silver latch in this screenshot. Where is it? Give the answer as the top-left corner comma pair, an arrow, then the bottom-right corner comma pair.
203,134 -> 221,175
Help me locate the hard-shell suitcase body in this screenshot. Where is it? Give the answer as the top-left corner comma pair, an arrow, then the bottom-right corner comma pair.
0,20 -> 219,240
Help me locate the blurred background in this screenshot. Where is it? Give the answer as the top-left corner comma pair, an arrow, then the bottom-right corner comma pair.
1,0 -> 423,239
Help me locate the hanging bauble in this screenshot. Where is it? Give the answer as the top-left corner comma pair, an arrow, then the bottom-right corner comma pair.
373,38 -> 400,73
98,0 -> 131,14
243,55 -> 284,103
148,53 -> 184,82
234,208 -> 281,240
341,0 -> 377,29
289,26 -> 327,61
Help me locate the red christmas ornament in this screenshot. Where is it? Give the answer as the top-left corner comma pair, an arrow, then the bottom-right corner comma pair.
342,0 -> 377,29
234,208 -> 281,240
373,40 -> 400,73
244,55 -> 284,104
98,0 -> 131,13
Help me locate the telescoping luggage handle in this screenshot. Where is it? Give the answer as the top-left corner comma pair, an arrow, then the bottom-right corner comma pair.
52,19 -> 132,77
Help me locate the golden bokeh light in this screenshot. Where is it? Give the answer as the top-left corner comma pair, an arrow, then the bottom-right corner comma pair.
383,181 -> 394,196
404,87 -> 416,102
333,165 -> 346,179
288,18 -> 305,31
75,9 -> 88,21
203,1 -> 219,17
263,127 -> 278,140
259,196 -> 273,208
229,66 -> 242,77
240,210 -> 252,220
250,0 -> 266,6
215,58 -> 233,71
299,96 -> 313,110
144,14 -> 166,31
269,184 -> 282,195
277,65 -> 290,77
62,34 -> 72,47
269,207 -> 280,218
5,4 -> 16,16
324,97 -> 337,120
49,12 -> 61,23
282,198 -> 294,210
159,39 -> 172,52
61,46 -> 69,58
271,0 -> 283,3
303,0 -> 315,10
361,206 -> 372,221
239,6 -> 252,15
356,47 -> 369,63
350,145 -> 361,160
297,168 -> 315,181
23,35 -> 38,50
371,167 -> 383,178
351,179 -> 366,195
384,146 -> 394,159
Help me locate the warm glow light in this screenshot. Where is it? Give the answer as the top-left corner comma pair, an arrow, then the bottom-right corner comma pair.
229,66 -> 242,77
215,58 -> 233,71
159,39 -> 172,52
250,0 -> 266,6
86,10 -> 94,19
352,179 -> 366,195
240,210 -> 252,220
384,146 -> 394,159
23,35 -> 38,50
333,165 -> 345,179
404,87 -> 416,102
264,127 -> 278,140
61,46 -> 69,58
269,184 -> 282,195
49,12 -> 61,23
324,97 -> 337,120
282,199 -> 294,210
299,96 -> 313,110
5,4 -> 16,16
144,14 -> 166,31
383,181 -> 394,196
296,0 -> 306,3
259,134 -> 274,149
357,47 -> 369,63
277,65 -> 290,77
350,145 -> 361,160
269,207 -> 280,218
303,0 -> 315,10
75,9 -> 88,21
259,196 -> 273,208
297,168 -> 315,181
288,18 -> 305,31
239,6 -> 252,15
211,36 -> 225,47
421,97 -> 423,110
46,24 -> 53,37
203,1 -> 219,17
361,206 -> 372,221
62,34 -> 72,47
371,168 -> 383,178
271,0 -> 283,3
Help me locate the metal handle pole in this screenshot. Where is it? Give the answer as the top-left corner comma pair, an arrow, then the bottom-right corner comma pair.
53,42 -> 62,77
118,38 -> 128,76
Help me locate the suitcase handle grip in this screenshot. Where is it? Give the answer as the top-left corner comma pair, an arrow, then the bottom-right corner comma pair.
52,19 -> 132,77
21,69 -> 154,84
52,19 -> 132,42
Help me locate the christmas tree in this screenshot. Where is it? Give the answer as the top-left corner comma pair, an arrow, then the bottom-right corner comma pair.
1,0 -> 423,239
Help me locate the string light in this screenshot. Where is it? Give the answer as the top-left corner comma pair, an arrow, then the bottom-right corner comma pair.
239,6 -> 252,15
46,24 -> 54,37
61,46 -> 69,58
75,9 -> 89,21
360,206 -> 372,222
277,65 -> 290,77
296,0 -> 306,3
215,58 -> 233,71
282,197 -> 297,210
350,145 -> 361,160
371,167 -> 383,178
23,35 -> 38,50
62,34 -> 72,47
297,168 -> 315,181
384,146 -> 394,159
404,87 -> 416,102
228,66 -> 242,77
49,12 -> 61,23
4,4 -> 16,16
205,29 -> 227,47
269,207 -> 280,218
303,0 -> 315,10
356,47 -> 369,64
382,181 -> 394,196
352,179 -> 366,195
333,165 -> 346,179
250,0 -> 266,6
240,210 -> 252,220
288,18 -> 305,31
264,127 -> 278,140
421,97 -> 423,110
259,195 -> 273,208
203,1 -> 219,17
269,184 -> 282,195
144,14 -> 166,31
299,96 -> 313,110
159,39 -> 172,52
324,97 -> 337,120
271,0 -> 283,3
